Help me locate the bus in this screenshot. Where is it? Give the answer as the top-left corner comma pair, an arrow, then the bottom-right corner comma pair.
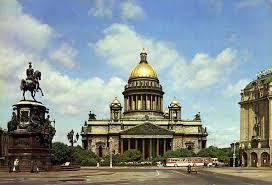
165,157 -> 218,167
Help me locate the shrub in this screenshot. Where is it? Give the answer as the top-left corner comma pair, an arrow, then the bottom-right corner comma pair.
122,150 -> 142,162
69,145 -> 99,166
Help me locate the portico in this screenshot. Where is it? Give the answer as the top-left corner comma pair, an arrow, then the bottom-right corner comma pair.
120,122 -> 174,159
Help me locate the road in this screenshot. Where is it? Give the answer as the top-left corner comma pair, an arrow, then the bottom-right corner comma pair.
0,168 -> 270,185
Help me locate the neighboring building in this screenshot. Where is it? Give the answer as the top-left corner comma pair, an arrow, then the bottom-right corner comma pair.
81,50 -> 208,159
239,69 -> 272,167
0,128 -> 9,165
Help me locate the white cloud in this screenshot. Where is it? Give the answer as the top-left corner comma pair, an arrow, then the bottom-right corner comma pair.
224,79 -> 251,97
92,23 -> 237,89
0,0 -> 54,50
40,61 -> 125,115
235,0 -> 264,9
92,23 -> 181,74
121,0 -> 145,20
171,48 -> 237,89
88,0 -> 114,18
49,43 -> 77,68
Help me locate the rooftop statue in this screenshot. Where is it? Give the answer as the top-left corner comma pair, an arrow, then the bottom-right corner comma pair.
20,62 -> 44,101
194,112 -> 201,121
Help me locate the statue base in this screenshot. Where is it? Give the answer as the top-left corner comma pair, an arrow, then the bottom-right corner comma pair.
7,100 -> 54,171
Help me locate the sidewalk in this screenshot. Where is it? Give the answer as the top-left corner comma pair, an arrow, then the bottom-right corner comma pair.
0,170 -> 113,178
201,167 -> 272,183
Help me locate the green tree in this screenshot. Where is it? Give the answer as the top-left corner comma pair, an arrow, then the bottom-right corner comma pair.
163,148 -> 196,160
51,142 -> 70,165
197,146 -> 232,161
122,150 -> 142,162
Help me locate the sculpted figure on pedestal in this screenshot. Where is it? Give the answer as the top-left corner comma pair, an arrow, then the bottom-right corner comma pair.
7,112 -> 19,132
27,109 -> 42,132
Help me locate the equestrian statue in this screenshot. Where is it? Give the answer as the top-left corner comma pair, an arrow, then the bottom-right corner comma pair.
20,62 -> 44,101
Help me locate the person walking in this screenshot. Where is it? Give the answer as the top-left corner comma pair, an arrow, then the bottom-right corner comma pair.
30,160 -> 34,173
34,160 -> 39,173
8,160 -> 12,173
14,159 -> 19,173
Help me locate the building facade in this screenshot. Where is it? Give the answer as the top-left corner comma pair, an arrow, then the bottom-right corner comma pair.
81,50 -> 208,159
239,69 -> 272,167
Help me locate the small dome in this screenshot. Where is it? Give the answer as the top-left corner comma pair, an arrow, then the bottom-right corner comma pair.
170,96 -> 180,107
111,97 -> 121,106
129,49 -> 158,80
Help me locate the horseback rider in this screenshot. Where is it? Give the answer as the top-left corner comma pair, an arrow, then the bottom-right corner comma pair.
26,62 -> 34,81
26,62 -> 40,92
21,62 -> 44,101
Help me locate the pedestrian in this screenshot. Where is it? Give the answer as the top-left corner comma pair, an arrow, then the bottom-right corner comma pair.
8,160 -> 12,173
14,159 -> 19,173
97,162 -> 99,168
34,160 -> 39,173
13,159 -> 16,172
187,164 -> 191,173
30,160 -> 34,173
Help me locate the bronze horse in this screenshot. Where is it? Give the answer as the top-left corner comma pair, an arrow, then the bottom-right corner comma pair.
20,70 -> 44,101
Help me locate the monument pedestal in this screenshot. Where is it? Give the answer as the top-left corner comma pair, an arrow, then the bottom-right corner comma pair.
7,100 -> 55,171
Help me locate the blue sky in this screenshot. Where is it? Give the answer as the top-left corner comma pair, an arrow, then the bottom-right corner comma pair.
0,0 -> 271,147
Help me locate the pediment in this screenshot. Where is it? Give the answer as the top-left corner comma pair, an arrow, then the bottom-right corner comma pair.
120,122 -> 174,135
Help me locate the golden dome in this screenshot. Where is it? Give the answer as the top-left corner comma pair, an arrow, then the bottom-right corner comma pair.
129,49 -> 158,80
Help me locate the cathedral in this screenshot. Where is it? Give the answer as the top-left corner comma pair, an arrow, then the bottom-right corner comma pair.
81,50 -> 208,159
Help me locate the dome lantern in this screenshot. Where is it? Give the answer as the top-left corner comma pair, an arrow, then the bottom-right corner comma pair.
140,48 -> 147,63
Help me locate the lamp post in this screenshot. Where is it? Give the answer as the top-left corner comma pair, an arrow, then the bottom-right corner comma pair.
67,129 -> 79,147
109,137 -> 113,168
233,141 -> 236,167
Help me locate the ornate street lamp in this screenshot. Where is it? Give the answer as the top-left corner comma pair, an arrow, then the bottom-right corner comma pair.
232,140 -> 236,167
67,129 -> 79,147
109,137 -> 113,168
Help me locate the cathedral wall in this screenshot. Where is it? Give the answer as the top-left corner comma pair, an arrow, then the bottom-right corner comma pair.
91,125 -> 108,134
172,136 -> 183,150
88,136 -> 108,156
109,124 -> 121,133
173,126 -> 198,134
172,136 -> 200,152
110,136 -> 120,155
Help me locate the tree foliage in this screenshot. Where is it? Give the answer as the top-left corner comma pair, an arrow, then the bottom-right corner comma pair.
51,142 -> 70,165
51,142 -> 99,166
197,146 -> 232,161
163,148 -> 196,159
